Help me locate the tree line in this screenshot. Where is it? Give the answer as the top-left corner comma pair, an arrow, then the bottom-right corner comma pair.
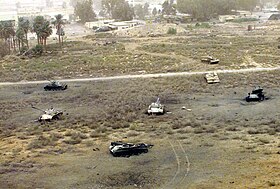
0,14 -> 65,57
177,0 -> 260,21
74,0 -> 261,23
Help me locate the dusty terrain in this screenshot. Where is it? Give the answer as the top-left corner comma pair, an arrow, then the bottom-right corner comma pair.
0,21 -> 280,189
0,71 -> 279,188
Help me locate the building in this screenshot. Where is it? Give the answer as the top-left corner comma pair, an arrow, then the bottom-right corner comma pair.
0,0 -> 74,24
0,0 -> 18,25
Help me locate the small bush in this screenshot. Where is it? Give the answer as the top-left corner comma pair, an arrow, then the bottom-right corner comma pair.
71,131 -> 88,140
226,126 -> 239,131
167,27 -> 177,35
20,46 -> 28,54
126,131 -> 139,137
64,138 -> 82,145
90,131 -> 101,138
63,131 -> 87,145
172,121 -> 184,130
204,126 -> 217,133
248,129 -> 260,135
27,135 -> 55,150
195,22 -> 211,28
32,44 -> 43,55
194,127 -> 204,134
259,137 -> 270,144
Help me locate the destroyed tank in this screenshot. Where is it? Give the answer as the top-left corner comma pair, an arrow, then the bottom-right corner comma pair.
205,72 -> 220,84
109,141 -> 153,157
245,86 -> 265,102
201,55 -> 219,64
147,98 -> 165,115
44,80 -> 67,91
32,106 -> 63,122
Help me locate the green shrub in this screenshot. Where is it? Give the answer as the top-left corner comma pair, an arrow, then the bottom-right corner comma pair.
32,44 -> 43,55
20,46 -> 28,54
167,27 -> 177,35
27,135 -> 55,150
195,22 -> 211,28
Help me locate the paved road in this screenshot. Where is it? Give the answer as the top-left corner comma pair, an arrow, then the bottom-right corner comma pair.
1,66 -> 280,86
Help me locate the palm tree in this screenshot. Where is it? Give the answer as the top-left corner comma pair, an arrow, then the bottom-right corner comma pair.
33,16 -> 52,49
33,16 -> 44,45
16,28 -> 25,50
18,17 -> 30,48
41,21 -> 52,49
0,21 -> 16,53
52,14 -> 65,46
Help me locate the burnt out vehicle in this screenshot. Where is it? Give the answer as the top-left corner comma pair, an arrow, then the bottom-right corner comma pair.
32,106 -> 63,122
201,55 -> 219,64
109,141 -> 153,157
44,80 -> 67,91
147,98 -> 165,115
245,86 -> 265,102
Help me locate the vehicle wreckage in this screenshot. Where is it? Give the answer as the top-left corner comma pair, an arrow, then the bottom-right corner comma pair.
205,72 -> 220,84
109,141 -> 153,157
44,80 -> 67,91
201,55 -> 219,64
245,86 -> 265,102
147,98 -> 165,115
32,106 -> 63,122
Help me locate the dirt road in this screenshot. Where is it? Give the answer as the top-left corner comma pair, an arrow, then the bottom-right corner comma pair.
1,66 -> 280,86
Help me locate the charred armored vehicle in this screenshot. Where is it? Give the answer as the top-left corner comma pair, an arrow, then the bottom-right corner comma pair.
32,106 -> 63,122
147,98 -> 165,115
201,56 -> 219,64
44,80 -> 67,91
109,141 -> 153,157
245,86 -> 265,102
205,72 -> 220,84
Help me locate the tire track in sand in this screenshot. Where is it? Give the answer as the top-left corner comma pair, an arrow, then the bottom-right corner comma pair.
162,140 -> 190,189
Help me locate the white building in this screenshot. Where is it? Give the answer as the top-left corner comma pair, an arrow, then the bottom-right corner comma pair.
0,0 -> 18,24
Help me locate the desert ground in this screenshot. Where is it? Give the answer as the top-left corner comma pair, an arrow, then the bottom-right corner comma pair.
0,21 -> 280,189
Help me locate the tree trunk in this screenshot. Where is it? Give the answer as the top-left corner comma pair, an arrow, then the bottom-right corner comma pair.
37,35 -> 40,45
13,36 -> 16,51
58,33 -> 61,44
18,40 -> 21,51
25,32 -> 29,48
6,39 -> 11,54
44,38 -> 47,50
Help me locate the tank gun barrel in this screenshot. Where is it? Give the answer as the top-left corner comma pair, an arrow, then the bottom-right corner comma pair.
31,106 -> 45,112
